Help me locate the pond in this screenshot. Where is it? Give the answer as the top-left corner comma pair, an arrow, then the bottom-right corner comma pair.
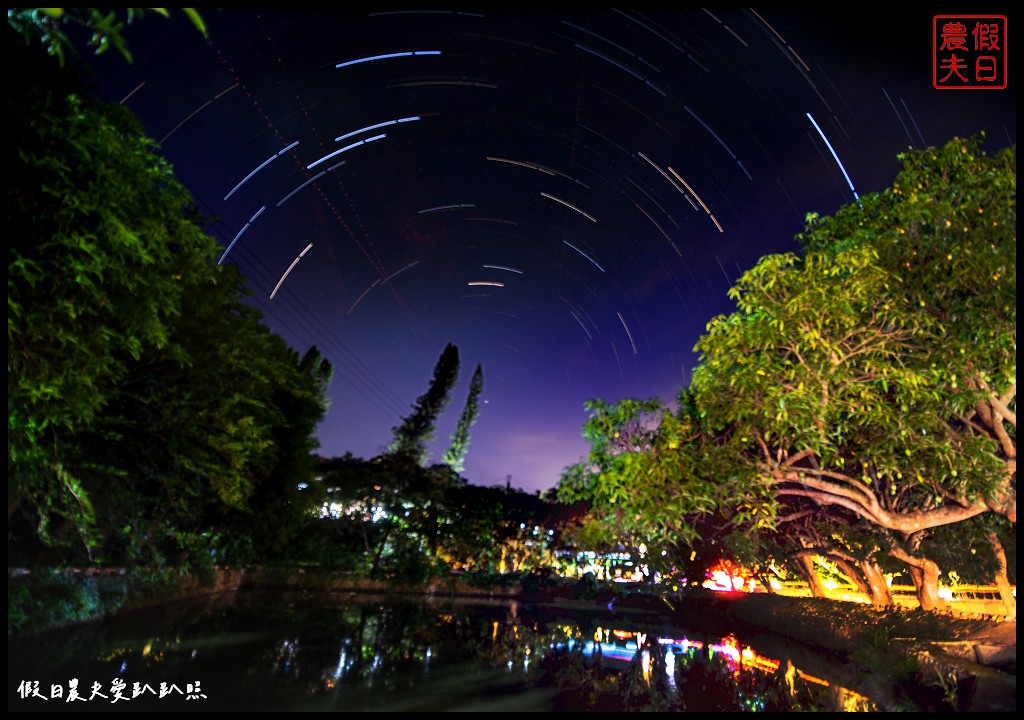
9,589 -> 931,712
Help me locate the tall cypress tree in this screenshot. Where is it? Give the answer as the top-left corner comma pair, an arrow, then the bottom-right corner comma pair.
388,343 -> 460,466
442,364 -> 484,475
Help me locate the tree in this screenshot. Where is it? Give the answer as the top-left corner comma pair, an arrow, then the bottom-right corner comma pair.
787,135 -> 1016,525
388,343 -> 460,466
557,392 -> 738,548
8,29 -> 222,560
247,345 -> 334,560
762,508 -> 901,607
560,137 -> 1014,607
690,138 -> 1014,524
442,363 -> 483,474
437,482 -> 554,573
433,482 -> 509,571
7,26 -> 332,566
315,453 -> 462,581
685,136 -> 1015,609
917,513 -> 1016,618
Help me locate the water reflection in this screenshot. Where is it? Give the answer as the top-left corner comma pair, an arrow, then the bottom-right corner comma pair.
9,590 -> 880,712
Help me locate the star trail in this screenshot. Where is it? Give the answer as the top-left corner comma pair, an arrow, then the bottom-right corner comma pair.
90,7 -> 1015,493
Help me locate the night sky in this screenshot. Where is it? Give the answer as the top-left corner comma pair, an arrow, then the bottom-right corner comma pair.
85,8 -> 1015,494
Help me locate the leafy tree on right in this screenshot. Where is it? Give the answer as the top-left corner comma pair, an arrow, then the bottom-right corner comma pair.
562,136 -> 1015,612
697,135 -> 1016,610
695,136 -> 1014,510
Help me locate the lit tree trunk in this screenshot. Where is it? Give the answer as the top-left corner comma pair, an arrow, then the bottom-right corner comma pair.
756,569 -> 778,594
986,531 -> 1016,620
832,557 -> 871,597
795,553 -> 827,598
859,559 -> 895,609
889,546 -> 942,611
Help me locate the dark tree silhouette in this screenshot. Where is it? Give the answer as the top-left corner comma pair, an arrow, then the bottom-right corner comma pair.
388,343 -> 460,466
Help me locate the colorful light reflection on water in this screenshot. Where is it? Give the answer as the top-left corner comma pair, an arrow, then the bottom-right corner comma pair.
8,590 -> 883,712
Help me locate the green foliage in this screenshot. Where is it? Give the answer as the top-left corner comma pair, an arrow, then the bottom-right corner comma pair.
7,568 -> 101,636
438,481 -> 566,573
8,27 -> 333,567
920,512 -> 1015,585
557,393 -> 724,552
7,566 -> 198,636
247,346 -> 335,560
7,7 -> 207,66
442,363 -> 483,473
691,135 -> 1015,532
312,454 -> 457,580
561,136 -> 1015,594
309,453 -> 573,578
9,47 -> 210,559
574,571 -> 601,600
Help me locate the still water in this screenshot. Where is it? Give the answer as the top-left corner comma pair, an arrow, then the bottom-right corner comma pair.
9,589 -> 887,712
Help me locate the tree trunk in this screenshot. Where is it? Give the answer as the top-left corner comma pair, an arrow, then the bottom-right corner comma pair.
907,564 -> 925,604
796,554 -> 827,598
916,563 -> 942,612
889,546 -> 943,612
833,557 -> 871,597
859,559 -> 894,609
756,570 -> 778,594
986,531 -> 1016,620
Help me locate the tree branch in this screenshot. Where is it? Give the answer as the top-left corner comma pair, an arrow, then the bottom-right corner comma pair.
775,508 -> 817,524
776,488 -> 876,522
980,377 -> 1016,428
774,466 -> 880,514
786,470 -> 877,504
777,486 -> 990,532
959,413 -> 995,439
780,448 -> 814,469
990,404 -> 1017,459
754,431 -> 772,464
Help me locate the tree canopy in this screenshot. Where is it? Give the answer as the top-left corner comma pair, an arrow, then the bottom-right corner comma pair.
692,135 -> 1015,532
559,136 -> 1016,596
8,24 -> 332,566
